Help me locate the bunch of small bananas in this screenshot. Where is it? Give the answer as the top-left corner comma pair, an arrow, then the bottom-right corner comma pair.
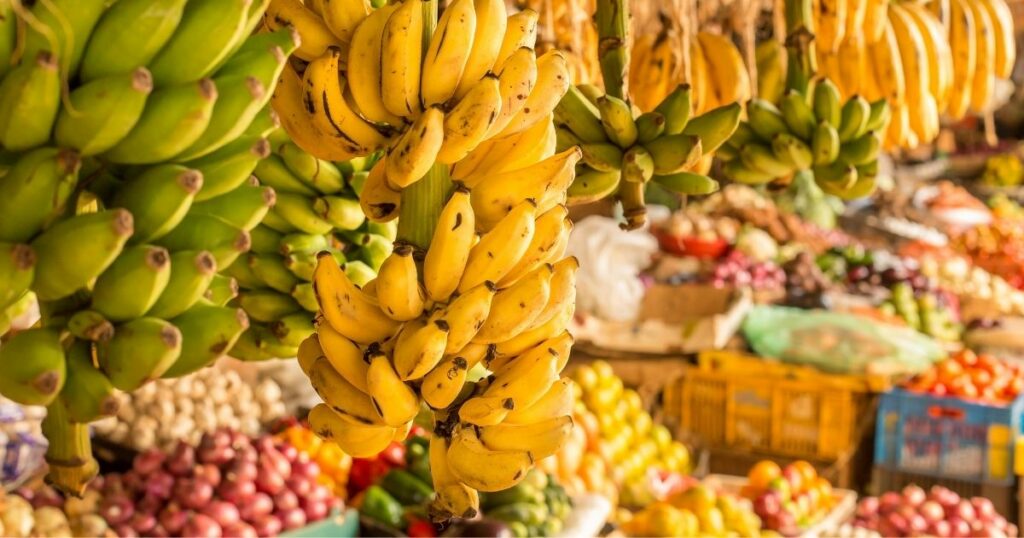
719,78 -> 889,200
0,0 -> 291,494
631,27 -> 752,118
555,83 -> 741,229
225,132 -> 396,361
270,0 -> 583,521
814,0 -> 1016,150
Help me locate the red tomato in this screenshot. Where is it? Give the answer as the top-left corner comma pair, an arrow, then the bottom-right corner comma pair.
930,383 -> 948,396
955,350 -> 978,367
953,380 -> 979,399
970,369 -> 993,388
937,360 -> 964,384
407,517 -> 437,537
348,458 -> 390,494
380,442 -> 406,467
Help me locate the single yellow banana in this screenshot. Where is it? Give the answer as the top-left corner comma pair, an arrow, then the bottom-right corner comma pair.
814,0 -> 848,53
321,0 -> 370,42
965,0 -> 996,112
317,320 -> 370,392
422,355 -> 470,409
303,47 -> 391,154
381,0 -> 424,118
307,357 -> 384,425
494,50 -> 571,138
421,0 -> 477,106
429,434 -> 480,519
977,0 -> 1015,79
437,74 -> 502,164
468,146 -> 579,229
499,205 -> 569,286
888,4 -> 934,141
492,302 -> 574,358
307,403 -> 395,457
347,2 -> 405,126
447,428 -> 533,493
440,282 -> 496,353
947,0 -> 977,119
393,318 -> 450,380
458,200 -> 537,292
485,47 -> 538,139
360,158 -> 402,222
868,22 -> 906,106
494,9 -> 538,69
453,0 -> 507,99
297,333 -> 325,375
478,415 -> 573,461
385,106 -> 445,188
902,2 -> 954,111
424,187 -> 476,302
473,264 -> 551,344
458,394 -> 514,426
313,253 -> 399,344
265,0 -> 343,61
696,32 -> 751,106
863,0 -> 890,44
366,352 -> 421,426
272,63 -> 358,161
503,377 -> 574,424
452,116 -> 555,180
375,245 -> 426,321
527,256 -> 578,330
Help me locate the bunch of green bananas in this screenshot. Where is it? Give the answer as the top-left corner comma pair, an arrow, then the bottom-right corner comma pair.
225,132 -> 394,361
718,78 -> 889,200
481,470 -> 572,538
554,83 -> 742,229
0,0 -> 295,495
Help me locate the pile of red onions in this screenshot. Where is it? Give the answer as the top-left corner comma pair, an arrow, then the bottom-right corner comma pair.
852,485 -> 1017,538
94,429 -> 341,537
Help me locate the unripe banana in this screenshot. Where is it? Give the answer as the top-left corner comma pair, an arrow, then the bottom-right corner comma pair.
0,148 -> 81,243
681,102 -> 742,154
291,282 -> 319,312
838,95 -> 871,142
60,342 -> 120,424
0,51 -> 60,151
0,328 -> 66,406
280,233 -> 331,256
554,84 -> 608,144
635,112 -> 667,144
567,168 -> 621,205
91,245 -> 172,322
97,317 -> 182,391
238,289 -> 302,323
278,142 -> 345,194
779,90 -> 816,140
190,181 -> 276,231
187,137 -> 270,202
741,144 -> 794,177
724,160 -> 775,185
250,254 -> 302,293
32,210 -> 133,301
643,134 -> 702,175
67,310 -> 115,343
176,74 -> 267,161
596,95 -> 638,148
254,154 -> 319,196
273,192 -> 335,235
113,165 -> 203,244
772,133 -> 814,170
147,250 -> 218,319
54,68 -> 154,156
205,274 -> 240,306
746,99 -> 789,141
655,85 -> 693,135
813,79 -> 843,128
622,146 -> 655,184
579,143 -> 624,173
838,132 -> 881,165
147,0 -> 252,85
811,121 -> 841,165
162,304 -> 250,378
157,214 -> 251,269
654,172 -> 720,195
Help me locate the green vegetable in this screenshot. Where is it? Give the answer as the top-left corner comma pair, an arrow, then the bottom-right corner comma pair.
379,469 -> 434,506
361,485 -> 405,529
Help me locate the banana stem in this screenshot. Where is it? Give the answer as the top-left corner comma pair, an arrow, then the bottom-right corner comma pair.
396,163 -> 454,251
42,403 -> 98,498
783,0 -> 817,94
595,0 -> 629,100
617,180 -> 647,231
421,0 -> 437,54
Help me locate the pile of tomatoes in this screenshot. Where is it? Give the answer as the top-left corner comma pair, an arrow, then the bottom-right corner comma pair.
905,350 -> 1024,404
741,460 -> 836,535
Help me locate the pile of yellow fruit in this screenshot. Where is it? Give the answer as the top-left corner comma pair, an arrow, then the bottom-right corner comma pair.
621,483 -> 763,537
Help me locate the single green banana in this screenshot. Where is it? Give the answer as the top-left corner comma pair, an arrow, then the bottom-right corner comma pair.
237,289 -> 302,323
67,310 -> 114,343
838,132 -> 880,166
643,134 -> 702,174
175,75 -> 267,160
291,282 -> 319,312
162,304 -> 249,377
284,251 -> 317,281
21,0 -> 106,77
221,0 -> 272,61
771,133 -> 814,170
653,172 -> 719,195
555,125 -> 583,152
0,328 -> 66,406
740,144 -> 794,177
779,90 -> 816,140
553,85 -> 608,144
60,341 -> 119,423
366,221 -> 397,242
249,254 -> 301,292
260,208 -> 298,233
0,243 -> 34,310
723,160 -> 775,185
245,107 -> 281,139
716,143 -> 738,162
279,233 -> 331,256
0,148 -> 80,243
347,170 -> 369,196
813,79 -> 842,129
147,250 -> 219,319
813,161 -> 858,189
622,146 -> 655,184
187,136 -> 270,201
98,317 -> 182,391
579,143 -> 624,172
0,51 -> 60,151
746,99 -> 789,141
31,210 -> 133,301
864,99 -> 892,133
279,142 -> 346,194
78,0 -> 189,82
205,274 -> 240,306
91,245 -> 172,322
273,193 -> 334,235
54,68 -> 155,155
104,79 -> 219,164
224,256 -> 263,288
253,154 -> 319,196
146,0 -> 252,86
635,112 -> 666,144
857,159 -> 879,177
189,181 -> 276,231
270,312 -> 315,347
811,121 -> 841,166
156,214 -> 251,268
654,85 -> 692,135
821,174 -> 877,200
576,84 -> 603,105
232,324 -> 297,361
352,233 -> 392,271
345,260 -> 377,287
215,26 -> 299,82
681,102 -> 742,154
314,196 -> 365,230
112,164 -> 204,244
838,95 -> 871,142
597,95 -> 638,148
249,225 -> 284,255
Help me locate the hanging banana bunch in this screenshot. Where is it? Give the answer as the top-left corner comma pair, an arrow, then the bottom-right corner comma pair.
271,0 -> 583,521
517,0 -> 602,85
226,132 -> 393,361
0,0 -> 288,495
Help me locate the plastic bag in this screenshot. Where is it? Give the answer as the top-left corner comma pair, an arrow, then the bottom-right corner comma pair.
741,306 -> 946,375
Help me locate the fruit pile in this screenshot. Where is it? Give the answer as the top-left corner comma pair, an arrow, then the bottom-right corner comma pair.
981,154 -> 1024,188
878,282 -> 961,342
275,422 -> 353,499
905,349 -> 1024,404
556,84 -> 740,229
89,429 -> 341,537
742,460 -> 836,535
814,0 -> 1016,149
919,255 -> 1024,316
479,470 -> 573,538
0,0 -> 298,493
273,0 -> 584,521
708,251 -> 787,291
1,486 -> 109,538
951,222 -> 1024,289
851,484 -> 1017,537
718,79 -> 886,200
621,483 -> 762,537
93,364 -> 287,451
226,134 -> 391,361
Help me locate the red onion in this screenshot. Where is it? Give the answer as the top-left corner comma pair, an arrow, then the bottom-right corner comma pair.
277,507 -> 307,530
972,497 -> 996,521
307,484 -> 332,503
263,450 -> 292,479
176,478 -> 215,510
273,490 -> 299,512
230,430 -> 251,449
218,478 -> 257,504
203,501 -> 241,528
146,471 -> 175,500
149,524 -> 169,538
286,475 -> 313,497
31,486 -> 64,508
908,514 -> 928,534
957,500 -> 978,522
237,445 -> 259,464
212,428 -> 232,447
239,492 -> 275,522
919,500 -> 944,523
195,463 -> 223,487
930,520 -> 952,538
137,494 -> 164,515
255,460 -> 286,495
103,474 -> 125,496
255,436 -> 276,453
133,448 -> 166,476
89,475 -> 105,491
167,442 -> 196,476
251,515 -> 282,537
226,459 -> 258,483
949,517 -> 971,538
199,444 -> 237,466
115,524 -> 139,537
902,485 -> 926,507
184,513 -> 223,538
159,504 -> 189,534
291,458 -> 320,480
99,494 -> 135,525
121,470 -> 144,494
879,491 -> 902,514
304,500 -> 330,522
130,512 -> 157,534
223,522 -> 259,538
277,442 -> 299,463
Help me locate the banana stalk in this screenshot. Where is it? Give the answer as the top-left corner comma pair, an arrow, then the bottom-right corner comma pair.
42,402 -> 99,497
595,0 -> 629,100
784,0 -> 817,95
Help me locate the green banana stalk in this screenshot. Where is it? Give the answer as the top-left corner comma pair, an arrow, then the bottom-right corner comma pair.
112,164 -> 203,244
0,328 -> 66,406
97,317 -> 182,391
161,304 -> 250,378
147,250 -> 219,319
90,245 -> 172,322
31,210 -> 134,301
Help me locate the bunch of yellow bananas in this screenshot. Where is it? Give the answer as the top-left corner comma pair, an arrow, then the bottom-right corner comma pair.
630,28 -> 752,118
516,0 -> 601,85
814,0 -> 1015,150
269,0 -> 582,520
